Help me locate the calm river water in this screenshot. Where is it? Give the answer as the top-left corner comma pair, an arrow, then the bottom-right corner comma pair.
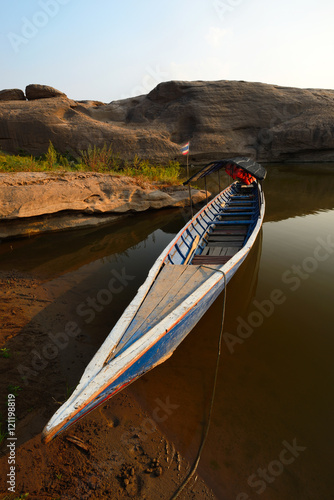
1,163 -> 334,499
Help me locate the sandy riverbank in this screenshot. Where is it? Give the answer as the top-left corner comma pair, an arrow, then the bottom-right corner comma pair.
0,269 -> 216,499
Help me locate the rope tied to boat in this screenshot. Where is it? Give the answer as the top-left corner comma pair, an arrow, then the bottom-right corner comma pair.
170,266 -> 227,499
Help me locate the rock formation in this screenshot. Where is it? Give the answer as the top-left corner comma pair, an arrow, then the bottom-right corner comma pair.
0,89 -> 25,101
0,80 -> 334,162
0,172 -> 207,239
25,84 -> 67,100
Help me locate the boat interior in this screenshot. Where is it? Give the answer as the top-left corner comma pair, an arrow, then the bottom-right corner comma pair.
192,183 -> 259,265
164,181 -> 260,267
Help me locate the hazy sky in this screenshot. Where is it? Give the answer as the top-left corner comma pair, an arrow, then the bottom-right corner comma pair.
1,0 -> 333,102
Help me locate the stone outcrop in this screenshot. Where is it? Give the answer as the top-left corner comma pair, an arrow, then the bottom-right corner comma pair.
25,84 -> 66,100
0,89 -> 25,101
0,172 -> 207,239
0,80 -> 334,162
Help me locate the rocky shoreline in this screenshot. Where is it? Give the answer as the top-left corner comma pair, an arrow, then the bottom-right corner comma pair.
0,171 -> 207,239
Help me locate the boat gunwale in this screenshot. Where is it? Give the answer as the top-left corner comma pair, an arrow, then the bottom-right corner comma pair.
42,181 -> 265,443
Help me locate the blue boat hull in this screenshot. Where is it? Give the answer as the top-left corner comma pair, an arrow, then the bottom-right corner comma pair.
50,256 -> 246,438
42,175 -> 265,443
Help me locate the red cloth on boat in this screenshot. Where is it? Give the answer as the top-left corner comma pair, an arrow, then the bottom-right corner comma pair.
225,165 -> 256,185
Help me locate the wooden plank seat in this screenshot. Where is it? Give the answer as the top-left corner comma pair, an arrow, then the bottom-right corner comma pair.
192,255 -> 232,265
209,229 -> 248,236
220,216 -> 252,221
219,213 -> 253,218
207,241 -> 243,247
230,195 -> 255,200
221,210 -> 254,215
209,220 -> 251,225
226,206 -> 255,210
208,232 -> 246,238
201,246 -> 240,256
207,232 -> 245,240
226,201 -> 256,205
207,236 -> 245,243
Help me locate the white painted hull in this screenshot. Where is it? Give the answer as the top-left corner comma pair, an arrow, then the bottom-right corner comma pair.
42,180 -> 265,443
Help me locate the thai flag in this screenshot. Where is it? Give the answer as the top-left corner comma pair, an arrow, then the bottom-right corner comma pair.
180,142 -> 189,155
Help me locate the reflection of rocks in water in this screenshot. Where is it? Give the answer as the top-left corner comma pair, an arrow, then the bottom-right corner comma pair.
0,208 -> 184,278
263,164 -> 334,221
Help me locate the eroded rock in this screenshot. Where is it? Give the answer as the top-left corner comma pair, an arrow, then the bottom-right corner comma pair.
0,171 -> 207,239
0,80 -> 333,162
0,89 -> 25,101
25,84 -> 66,100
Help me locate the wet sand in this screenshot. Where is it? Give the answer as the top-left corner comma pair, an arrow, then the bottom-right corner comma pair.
0,269 -> 216,499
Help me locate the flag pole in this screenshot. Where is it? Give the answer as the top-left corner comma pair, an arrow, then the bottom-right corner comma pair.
186,142 -> 193,218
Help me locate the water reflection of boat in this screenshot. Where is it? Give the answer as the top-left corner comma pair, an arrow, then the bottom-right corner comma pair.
42,158 -> 266,443
226,226 -> 262,320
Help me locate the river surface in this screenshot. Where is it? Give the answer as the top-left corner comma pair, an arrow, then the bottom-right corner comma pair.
1,163 -> 334,499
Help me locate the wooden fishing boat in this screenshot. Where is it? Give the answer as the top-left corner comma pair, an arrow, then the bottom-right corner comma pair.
42,157 -> 266,443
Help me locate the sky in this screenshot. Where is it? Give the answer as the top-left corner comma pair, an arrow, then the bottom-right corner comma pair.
1,0 -> 334,102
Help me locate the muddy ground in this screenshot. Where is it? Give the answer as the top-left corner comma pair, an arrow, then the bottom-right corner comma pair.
0,270 -> 216,500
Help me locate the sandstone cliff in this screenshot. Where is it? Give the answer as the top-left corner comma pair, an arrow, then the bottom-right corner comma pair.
0,81 -> 333,163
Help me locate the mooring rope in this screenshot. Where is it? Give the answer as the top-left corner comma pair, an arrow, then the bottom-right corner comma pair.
170,267 -> 227,499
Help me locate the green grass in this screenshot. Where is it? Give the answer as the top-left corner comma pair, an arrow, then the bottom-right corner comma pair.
123,157 -> 181,184
0,142 -> 183,185
0,142 -> 76,173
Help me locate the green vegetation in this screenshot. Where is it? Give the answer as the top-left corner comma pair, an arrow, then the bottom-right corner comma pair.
123,155 -> 181,183
79,143 -> 121,172
0,142 -> 75,173
65,382 -> 75,400
0,347 -> 11,358
0,142 -> 182,185
7,385 -> 22,397
0,419 -> 7,445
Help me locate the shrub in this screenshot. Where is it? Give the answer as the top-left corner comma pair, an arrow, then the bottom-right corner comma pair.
44,141 -> 57,169
124,158 -> 181,184
79,143 -> 121,172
